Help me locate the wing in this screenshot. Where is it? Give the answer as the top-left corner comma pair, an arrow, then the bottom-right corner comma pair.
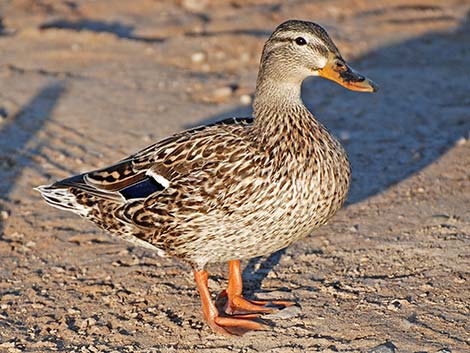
52,117 -> 255,202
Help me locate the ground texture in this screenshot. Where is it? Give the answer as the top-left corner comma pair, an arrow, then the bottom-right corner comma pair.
0,1 -> 469,352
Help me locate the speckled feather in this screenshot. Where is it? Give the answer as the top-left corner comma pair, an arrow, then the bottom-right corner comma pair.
37,20 -> 352,271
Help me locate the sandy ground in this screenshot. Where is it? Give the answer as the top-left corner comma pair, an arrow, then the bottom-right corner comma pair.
0,0 -> 469,352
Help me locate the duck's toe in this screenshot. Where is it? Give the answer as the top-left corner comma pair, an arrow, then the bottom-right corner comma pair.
218,289 -> 296,316
211,316 -> 267,336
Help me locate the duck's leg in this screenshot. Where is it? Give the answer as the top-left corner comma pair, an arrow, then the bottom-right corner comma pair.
221,260 -> 295,315
193,268 -> 265,336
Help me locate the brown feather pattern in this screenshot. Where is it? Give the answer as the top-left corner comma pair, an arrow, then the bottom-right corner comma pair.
37,20 -> 356,271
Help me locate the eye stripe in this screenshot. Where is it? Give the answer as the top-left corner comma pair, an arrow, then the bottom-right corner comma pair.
267,34 -> 330,61
309,44 -> 329,57
269,37 -> 292,44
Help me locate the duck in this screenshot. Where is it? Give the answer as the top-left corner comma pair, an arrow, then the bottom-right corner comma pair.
36,20 -> 377,336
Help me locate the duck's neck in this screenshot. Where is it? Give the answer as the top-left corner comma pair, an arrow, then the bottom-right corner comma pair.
253,77 -> 326,157
253,76 -> 303,114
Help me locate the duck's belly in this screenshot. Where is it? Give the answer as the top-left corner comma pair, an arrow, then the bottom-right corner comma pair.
171,170 -> 350,267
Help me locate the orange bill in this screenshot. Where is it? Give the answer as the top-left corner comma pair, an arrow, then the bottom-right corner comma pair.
318,56 -> 378,93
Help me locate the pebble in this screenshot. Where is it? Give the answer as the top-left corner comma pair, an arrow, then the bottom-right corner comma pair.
264,304 -> 302,319
240,94 -> 252,105
67,308 -> 81,315
338,130 -> 351,142
8,348 -> 22,353
181,0 -> 208,12
191,52 -> 206,63
456,136 -> 467,146
51,266 -> 65,273
25,241 -> 36,248
1,210 -> 9,220
79,317 -> 97,330
349,224 -> 359,233
71,43 -> 81,51
4,231 -> 24,241
368,342 -> 397,353
89,346 -> 100,353
211,86 -> 233,102
208,278 -> 219,288
255,290 -> 295,300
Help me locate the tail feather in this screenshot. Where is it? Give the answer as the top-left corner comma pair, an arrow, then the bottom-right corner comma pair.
35,184 -> 90,217
35,184 -> 167,255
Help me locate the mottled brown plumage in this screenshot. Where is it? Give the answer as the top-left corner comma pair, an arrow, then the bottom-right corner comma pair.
37,20 -> 377,335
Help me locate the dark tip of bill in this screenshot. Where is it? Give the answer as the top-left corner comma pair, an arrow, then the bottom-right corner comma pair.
369,79 -> 379,92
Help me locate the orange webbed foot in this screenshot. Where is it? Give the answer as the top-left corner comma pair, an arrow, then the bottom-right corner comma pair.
194,268 -> 268,336
218,289 -> 296,316
194,260 -> 298,336
220,260 -> 296,316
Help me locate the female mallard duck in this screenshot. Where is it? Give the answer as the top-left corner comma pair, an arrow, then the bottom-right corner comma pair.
37,20 -> 377,335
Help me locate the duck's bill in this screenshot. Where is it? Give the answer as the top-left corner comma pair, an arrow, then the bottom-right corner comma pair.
318,58 -> 378,93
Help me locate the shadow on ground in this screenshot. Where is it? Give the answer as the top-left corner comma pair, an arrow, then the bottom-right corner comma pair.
0,82 -> 65,236
40,19 -> 165,43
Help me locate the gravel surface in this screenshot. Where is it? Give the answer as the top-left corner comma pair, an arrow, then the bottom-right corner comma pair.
0,1 -> 469,352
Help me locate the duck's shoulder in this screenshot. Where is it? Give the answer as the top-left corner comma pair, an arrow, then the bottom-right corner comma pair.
131,117 -> 254,164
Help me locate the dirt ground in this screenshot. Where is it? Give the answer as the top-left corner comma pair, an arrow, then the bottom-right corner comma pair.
0,0 -> 469,352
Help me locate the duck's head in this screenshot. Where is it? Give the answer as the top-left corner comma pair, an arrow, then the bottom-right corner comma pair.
259,20 -> 377,93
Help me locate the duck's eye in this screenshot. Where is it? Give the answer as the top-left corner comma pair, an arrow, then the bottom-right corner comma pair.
295,37 -> 307,46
